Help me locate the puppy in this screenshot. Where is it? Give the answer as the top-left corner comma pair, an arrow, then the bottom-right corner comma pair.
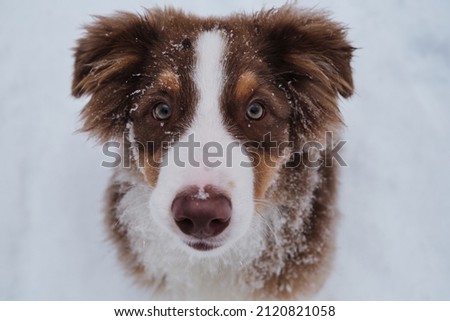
72,4 -> 353,300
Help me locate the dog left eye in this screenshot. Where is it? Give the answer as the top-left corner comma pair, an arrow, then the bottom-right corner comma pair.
246,102 -> 265,120
153,102 -> 172,120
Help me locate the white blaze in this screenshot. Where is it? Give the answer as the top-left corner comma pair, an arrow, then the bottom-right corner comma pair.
149,30 -> 256,255
194,31 -> 226,129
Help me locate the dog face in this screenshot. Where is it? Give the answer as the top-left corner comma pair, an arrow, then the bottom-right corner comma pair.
72,6 -> 353,258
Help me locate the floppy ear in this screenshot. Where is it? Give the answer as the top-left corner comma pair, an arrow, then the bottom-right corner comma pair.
258,6 -> 354,139
72,12 -> 158,141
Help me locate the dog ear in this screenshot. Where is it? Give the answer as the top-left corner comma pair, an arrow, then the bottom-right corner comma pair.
72,12 -> 158,141
258,6 -> 354,139
72,12 -> 158,97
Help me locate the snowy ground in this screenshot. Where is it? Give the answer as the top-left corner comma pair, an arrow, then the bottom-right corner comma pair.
1,0 -> 449,300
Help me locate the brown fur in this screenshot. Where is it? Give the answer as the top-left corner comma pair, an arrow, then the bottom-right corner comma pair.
104,179 -> 144,278
72,4 -> 353,300
235,72 -> 258,102
157,71 -> 181,92
251,151 -> 339,299
142,150 -> 162,188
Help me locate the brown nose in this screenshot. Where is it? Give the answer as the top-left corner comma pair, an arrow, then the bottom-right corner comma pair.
171,187 -> 231,238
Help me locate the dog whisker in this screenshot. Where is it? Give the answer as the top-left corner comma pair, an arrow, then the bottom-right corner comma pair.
254,199 -> 281,246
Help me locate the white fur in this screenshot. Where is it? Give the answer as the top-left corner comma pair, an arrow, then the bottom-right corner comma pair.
116,31 -> 266,298
116,179 -> 267,299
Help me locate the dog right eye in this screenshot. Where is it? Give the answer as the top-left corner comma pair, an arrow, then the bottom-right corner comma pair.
246,102 -> 265,120
153,103 -> 172,120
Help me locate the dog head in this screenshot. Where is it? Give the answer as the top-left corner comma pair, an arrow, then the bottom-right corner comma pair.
72,5 -> 353,257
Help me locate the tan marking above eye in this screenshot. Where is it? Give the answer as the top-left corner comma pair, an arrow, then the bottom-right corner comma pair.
235,71 -> 258,102
156,70 -> 180,92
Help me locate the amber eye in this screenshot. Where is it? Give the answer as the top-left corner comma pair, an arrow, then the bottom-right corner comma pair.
246,102 -> 265,120
153,103 -> 172,120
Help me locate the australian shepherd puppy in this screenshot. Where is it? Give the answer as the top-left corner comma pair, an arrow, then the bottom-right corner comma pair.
72,4 -> 353,300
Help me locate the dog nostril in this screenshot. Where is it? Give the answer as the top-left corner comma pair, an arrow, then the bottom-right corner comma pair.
172,187 -> 232,238
175,217 -> 195,235
210,218 -> 228,228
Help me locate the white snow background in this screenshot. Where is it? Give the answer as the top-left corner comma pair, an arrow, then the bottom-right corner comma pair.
0,0 -> 449,300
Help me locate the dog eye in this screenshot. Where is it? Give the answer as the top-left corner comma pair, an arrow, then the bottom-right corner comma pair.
246,102 -> 265,120
153,103 -> 172,120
